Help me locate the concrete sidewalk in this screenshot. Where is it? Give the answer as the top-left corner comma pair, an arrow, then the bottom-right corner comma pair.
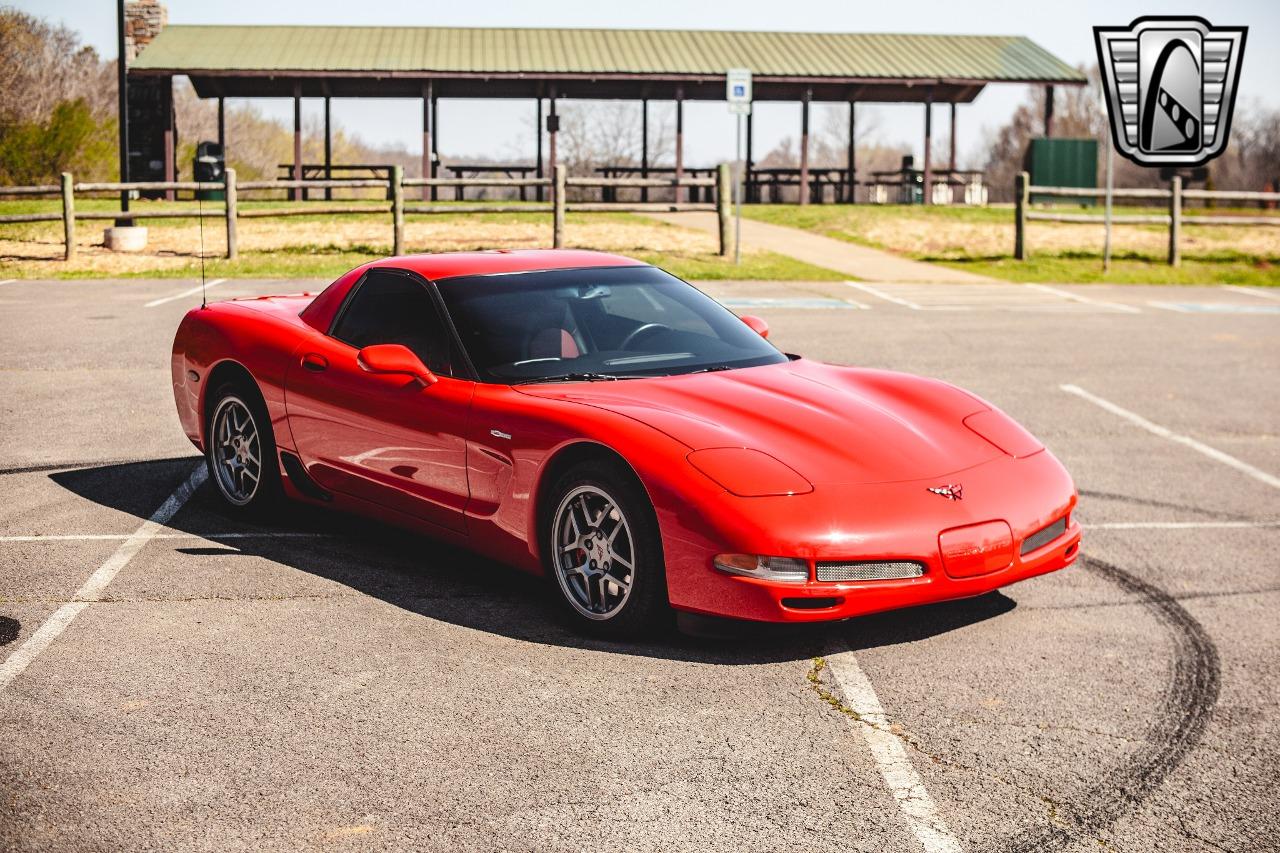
648,211 -> 995,283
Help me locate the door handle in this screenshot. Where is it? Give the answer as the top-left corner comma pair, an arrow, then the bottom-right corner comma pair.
301,353 -> 328,372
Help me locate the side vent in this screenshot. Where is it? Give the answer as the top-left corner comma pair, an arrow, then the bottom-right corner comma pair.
279,451 -> 331,501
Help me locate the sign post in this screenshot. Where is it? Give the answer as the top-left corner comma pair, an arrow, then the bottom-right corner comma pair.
726,68 -> 752,265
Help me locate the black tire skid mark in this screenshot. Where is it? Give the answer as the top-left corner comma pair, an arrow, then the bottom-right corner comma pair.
1077,489 -> 1252,522
996,555 -> 1222,852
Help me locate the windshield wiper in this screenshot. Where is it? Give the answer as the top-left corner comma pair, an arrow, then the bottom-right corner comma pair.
686,364 -> 737,375
513,372 -> 645,385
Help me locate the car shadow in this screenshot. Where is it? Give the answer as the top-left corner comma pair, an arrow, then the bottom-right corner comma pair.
51,457 -> 1016,665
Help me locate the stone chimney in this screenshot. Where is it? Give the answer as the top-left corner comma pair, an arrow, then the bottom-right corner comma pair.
124,0 -> 167,63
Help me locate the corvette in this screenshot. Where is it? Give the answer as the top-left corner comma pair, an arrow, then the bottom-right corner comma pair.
171,250 -> 1080,636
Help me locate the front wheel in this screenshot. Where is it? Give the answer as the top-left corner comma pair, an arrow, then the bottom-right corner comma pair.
205,380 -> 281,516
545,459 -> 667,638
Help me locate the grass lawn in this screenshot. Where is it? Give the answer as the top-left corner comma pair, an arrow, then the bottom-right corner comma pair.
0,198 -> 842,281
742,203 -> 1280,286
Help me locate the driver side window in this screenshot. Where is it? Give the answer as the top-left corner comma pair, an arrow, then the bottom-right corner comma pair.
331,270 -> 454,376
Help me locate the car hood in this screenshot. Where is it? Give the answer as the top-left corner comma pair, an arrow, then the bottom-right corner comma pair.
516,359 -> 1005,485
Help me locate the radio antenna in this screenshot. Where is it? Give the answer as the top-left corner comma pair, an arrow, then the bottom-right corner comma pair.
197,189 -> 207,308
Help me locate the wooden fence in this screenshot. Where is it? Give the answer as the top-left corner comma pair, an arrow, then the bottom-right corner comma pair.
1014,171 -> 1280,266
0,163 -> 734,262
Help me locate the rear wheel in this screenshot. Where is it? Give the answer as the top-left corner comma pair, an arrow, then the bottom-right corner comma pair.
545,459 -> 667,638
205,380 -> 280,516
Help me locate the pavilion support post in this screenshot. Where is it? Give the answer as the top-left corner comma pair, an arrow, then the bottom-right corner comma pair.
548,88 -> 559,198
431,95 -> 439,200
799,88 -> 811,205
922,93 -> 934,206
421,81 -> 433,202
674,86 -> 685,204
324,96 -> 332,201
535,97 -> 543,202
949,102 -> 958,172
847,101 -> 856,203
745,110 -> 754,203
217,96 -> 226,162
1044,85 -> 1055,137
641,98 -> 649,203
163,99 -> 175,201
292,82 -> 302,201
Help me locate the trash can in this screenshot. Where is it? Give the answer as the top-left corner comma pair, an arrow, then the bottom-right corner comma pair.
194,141 -> 225,201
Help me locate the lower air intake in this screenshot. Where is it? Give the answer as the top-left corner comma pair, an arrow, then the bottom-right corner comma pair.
815,560 -> 925,582
1021,517 -> 1068,555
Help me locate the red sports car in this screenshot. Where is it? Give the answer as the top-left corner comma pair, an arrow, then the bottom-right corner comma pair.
171,250 -> 1080,636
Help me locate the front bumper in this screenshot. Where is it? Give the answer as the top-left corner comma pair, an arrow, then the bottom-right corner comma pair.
659,449 -> 1080,623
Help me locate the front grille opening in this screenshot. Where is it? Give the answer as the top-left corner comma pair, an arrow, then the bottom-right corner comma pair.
1021,517 -> 1068,555
781,596 -> 844,610
815,560 -> 925,582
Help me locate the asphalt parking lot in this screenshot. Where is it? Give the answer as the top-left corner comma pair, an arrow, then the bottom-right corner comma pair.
1,275 -> 1277,852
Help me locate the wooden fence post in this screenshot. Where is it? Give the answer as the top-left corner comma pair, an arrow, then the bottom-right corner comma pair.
224,168 -> 238,260
553,164 -> 566,249
60,172 -> 75,261
1168,175 -> 1181,267
716,163 -> 732,257
392,165 -> 404,255
1014,171 -> 1029,261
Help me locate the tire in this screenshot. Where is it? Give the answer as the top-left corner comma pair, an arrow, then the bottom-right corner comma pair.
204,379 -> 281,517
543,457 -> 668,639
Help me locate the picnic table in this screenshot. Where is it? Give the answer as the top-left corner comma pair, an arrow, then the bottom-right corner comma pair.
447,164 -> 541,201
747,167 -> 853,204
595,166 -> 718,202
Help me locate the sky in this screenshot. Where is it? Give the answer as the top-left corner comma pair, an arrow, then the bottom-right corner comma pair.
23,0 -> 1280,168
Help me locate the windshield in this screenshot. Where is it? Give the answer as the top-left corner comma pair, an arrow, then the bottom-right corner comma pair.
435,265 -> 787,383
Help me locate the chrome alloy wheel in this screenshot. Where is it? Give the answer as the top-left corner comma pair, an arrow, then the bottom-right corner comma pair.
210,395 -> 262,506
552,485 -> 636,620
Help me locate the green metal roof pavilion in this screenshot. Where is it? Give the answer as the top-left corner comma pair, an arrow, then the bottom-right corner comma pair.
133,25 -> 1085,102
127,24 -> 1085,205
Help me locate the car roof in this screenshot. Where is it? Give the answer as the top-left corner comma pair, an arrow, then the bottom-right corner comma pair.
369,249 -> 647,281
299,249 -> 649,333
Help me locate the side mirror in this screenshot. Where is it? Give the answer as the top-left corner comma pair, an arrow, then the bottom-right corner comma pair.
739,314 -> 770,339
356,344 -> 438,386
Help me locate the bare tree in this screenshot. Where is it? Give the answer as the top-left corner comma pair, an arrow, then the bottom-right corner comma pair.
0,7 -> 113,123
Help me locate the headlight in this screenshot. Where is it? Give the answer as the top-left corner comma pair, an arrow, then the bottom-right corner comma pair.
713,554 -> 809,583
963,409 -> 1044,458
687,448 -> 812,496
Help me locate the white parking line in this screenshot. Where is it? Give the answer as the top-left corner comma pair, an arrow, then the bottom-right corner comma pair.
1025,283 -> 1141,313
0,531 -> 328,543
145,278 -> 226,308
1223,285 -> 1280,301
1085,521 -> 1280,530
0,279 -> 16,286
846,282 -> 930,311
1061,384 -> 1280,490
825,645 -> 963,853
0,464 -> 206,693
